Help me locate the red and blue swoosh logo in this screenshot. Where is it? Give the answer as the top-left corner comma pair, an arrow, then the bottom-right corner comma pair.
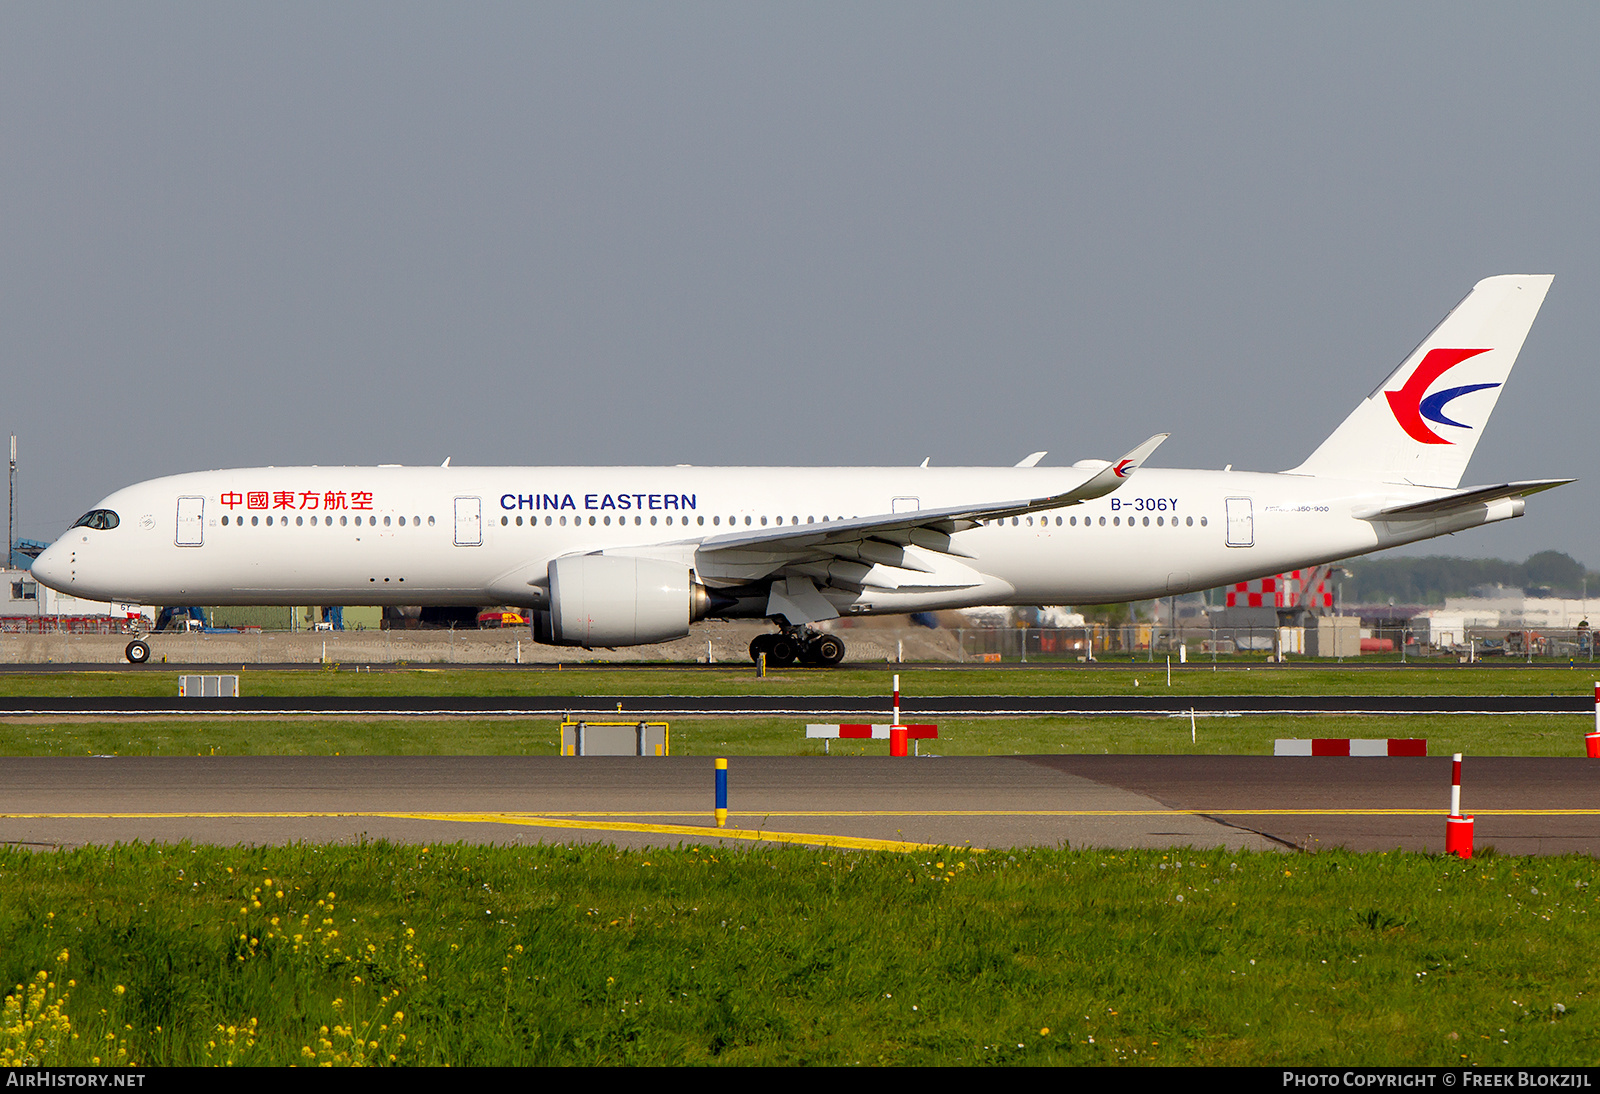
1384,347 -> 1498,445
1112,459 -> 1135,478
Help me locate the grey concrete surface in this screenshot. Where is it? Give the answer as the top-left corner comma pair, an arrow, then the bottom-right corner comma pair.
4,753 -> 1593,855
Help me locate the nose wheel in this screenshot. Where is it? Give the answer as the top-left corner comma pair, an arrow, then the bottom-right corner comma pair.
749,628 -> 846,667
124,639 -> 151,664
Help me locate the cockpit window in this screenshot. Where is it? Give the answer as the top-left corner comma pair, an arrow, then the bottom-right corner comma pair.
69,509 -> 120,531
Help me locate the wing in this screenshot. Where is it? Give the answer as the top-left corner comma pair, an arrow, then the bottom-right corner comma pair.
698,434 -> 1166,555
689,434 -> 1168,621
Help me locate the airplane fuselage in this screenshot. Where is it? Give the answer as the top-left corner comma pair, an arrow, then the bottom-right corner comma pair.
31,463 -> 1511,614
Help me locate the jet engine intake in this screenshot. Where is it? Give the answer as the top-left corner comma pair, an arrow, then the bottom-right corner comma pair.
536,555 -> 717,647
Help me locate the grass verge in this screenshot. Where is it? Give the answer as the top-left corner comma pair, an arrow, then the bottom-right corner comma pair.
0,714 -> 1591,757
2,664 -> 1600,698
0,841 -> 1594,1066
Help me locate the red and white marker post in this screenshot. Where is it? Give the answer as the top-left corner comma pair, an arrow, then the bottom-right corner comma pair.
1445,751 -> 1474,858
806,675 -> 937,754
889,673 -> 908,757
1587,683 -> 1600,758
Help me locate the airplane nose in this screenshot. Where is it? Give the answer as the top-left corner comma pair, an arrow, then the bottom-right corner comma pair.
29,542 -> 69,592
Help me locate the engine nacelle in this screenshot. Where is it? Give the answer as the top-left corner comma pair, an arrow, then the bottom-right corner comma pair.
537,555 -> 713,647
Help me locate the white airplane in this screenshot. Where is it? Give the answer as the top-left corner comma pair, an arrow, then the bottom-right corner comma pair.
32,274 -> 1571,665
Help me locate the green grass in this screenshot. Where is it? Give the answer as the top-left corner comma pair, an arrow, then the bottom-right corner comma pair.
1,842 -> 1595,1066
2,663 -> 1599,698
1,714 -> 1589,757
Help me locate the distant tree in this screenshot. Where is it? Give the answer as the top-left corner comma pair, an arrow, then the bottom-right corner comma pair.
1524,551 -> 1586,592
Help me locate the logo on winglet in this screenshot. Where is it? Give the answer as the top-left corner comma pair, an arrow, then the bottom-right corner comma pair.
1112,459 -> 1135,478
1384,347 -> 1497,445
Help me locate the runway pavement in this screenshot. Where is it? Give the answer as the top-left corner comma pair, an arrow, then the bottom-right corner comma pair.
1,754 -> 1594,855
0,694 -> 1585,715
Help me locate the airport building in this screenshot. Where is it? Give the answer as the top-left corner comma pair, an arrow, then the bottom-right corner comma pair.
0,566 -> 152,631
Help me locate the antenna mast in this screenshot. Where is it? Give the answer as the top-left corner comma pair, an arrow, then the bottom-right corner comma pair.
7,435 -> 13,570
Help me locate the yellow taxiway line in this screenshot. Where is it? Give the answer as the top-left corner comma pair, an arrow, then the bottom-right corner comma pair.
4,808 -> 1599,818
0,811 -> 944,853
3,807 -> 1596,852
465,808 -> 1600,818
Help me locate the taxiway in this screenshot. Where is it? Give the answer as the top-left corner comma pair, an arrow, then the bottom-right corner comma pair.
1,754 -> 1593,855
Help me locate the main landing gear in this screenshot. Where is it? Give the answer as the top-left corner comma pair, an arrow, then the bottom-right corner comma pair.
749,627 -> 846,667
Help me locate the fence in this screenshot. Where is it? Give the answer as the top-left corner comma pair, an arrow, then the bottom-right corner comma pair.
952,624 -> 1599,663
0,620 -> 1595,665
0,615 -> 135,635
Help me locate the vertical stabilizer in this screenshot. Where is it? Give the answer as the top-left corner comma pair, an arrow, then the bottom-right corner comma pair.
1287,275 -> 1552,488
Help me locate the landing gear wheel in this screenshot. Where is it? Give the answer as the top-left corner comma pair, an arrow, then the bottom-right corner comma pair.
749,634 -> 776,664
767,636 -> 799,666
125,640 -> 150,664
813,635 -> 846,666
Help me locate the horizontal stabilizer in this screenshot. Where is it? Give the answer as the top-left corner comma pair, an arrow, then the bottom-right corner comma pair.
1356,479 -> 1573,521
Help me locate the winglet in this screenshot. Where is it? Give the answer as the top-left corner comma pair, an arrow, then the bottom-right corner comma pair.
1058,434 -> 1168,504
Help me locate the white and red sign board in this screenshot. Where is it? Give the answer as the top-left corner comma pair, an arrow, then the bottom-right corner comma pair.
807,724 -> 939,740
1275,738 -> 1426,757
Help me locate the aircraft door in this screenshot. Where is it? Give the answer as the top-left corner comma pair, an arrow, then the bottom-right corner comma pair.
892,497 -> 920,513
454,496 -> 483,546
1225,497 -> 1254,547
176,496 -> 204,547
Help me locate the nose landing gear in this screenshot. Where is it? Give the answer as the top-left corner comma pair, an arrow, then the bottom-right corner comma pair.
749,627 -> 846,667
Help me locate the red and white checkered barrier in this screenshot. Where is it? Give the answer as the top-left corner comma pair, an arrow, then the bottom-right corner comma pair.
1274,738 -> 1426,756
806,723 -> 939,755
806,724 -> 939,741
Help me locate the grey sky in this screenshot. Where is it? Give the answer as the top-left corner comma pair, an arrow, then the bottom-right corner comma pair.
3,4 -> 1596,565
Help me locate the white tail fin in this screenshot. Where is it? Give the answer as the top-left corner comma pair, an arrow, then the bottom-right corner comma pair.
1288,275 -> 1552,488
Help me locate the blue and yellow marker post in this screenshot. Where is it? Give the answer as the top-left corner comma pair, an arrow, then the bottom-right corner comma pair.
715,758 -> 728,828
